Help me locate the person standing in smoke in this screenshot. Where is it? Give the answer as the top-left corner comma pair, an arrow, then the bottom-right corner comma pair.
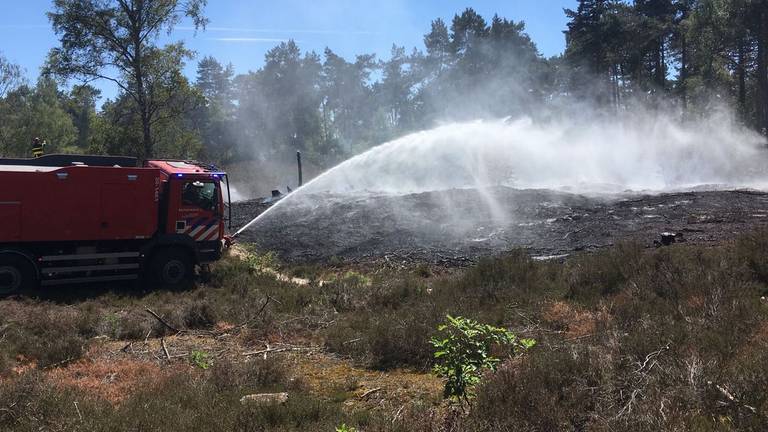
31,137 -> 45,158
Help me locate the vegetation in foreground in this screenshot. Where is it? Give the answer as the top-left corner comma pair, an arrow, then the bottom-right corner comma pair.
1,231 -> 768,431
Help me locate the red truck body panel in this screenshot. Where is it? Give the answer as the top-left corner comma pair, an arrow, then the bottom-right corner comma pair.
0,165 -> 160,243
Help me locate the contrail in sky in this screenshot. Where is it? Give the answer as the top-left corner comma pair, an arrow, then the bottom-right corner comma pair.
210,37 -> 292,43
0,24 -> 48,29
178,26 -> 378,35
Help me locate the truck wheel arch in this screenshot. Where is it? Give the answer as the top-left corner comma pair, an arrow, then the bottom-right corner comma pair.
147,246 -> 194,288
142,234 -> 201,266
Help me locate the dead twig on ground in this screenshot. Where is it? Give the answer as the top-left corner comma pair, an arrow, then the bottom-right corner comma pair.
73,401 -> 82,421
708,381 -> 758,414
634,343 -> 670,375
236,296 -> 278,330
392,404 -> 406,424
615,389 -> 641,419
43,357 -> 76,370
145,308 -> 179,334
360,387 -> 382,399
161,338 -> 171,360
614,343 -> 672,420
565,333 -> 596,342
242,346 -> 318,357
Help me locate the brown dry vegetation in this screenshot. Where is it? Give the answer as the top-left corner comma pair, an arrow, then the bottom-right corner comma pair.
1,230 -> 768,431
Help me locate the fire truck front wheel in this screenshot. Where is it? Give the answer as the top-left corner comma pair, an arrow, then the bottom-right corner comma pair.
150,248 -> 193,288
0,254 -> 36,295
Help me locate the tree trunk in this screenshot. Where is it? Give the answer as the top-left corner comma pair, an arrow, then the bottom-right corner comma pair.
680,33 -> 688,111
657,37 -> 666,88
760,4 -> 768,136
141,110 -> 152,160
130,2 -> 152,160
737,35 -> 747,120
651,36 -> 665,90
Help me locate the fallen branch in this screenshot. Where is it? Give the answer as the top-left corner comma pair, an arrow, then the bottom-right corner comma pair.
43,356 -> 76,370
615,389 -> 641,419
242,346 -> 318,357
73,401 -> 83,421
161,338 -> 171,360
360,387 -> 382,399
708,381 -> 758,414
392,404 -> 406,424
145,308 -> 179,333
634,343 -> 670,374
236,296 -> 277,330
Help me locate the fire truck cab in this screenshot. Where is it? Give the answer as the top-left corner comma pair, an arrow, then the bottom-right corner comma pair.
0,154 -> 232,294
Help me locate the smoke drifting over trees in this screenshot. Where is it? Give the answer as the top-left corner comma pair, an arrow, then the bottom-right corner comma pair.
1,2 -> 767,174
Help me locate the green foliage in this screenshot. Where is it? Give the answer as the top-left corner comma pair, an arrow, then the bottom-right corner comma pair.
190,350 -> 212,370
3,3 -> 767,164
336,424 -> 357,432
0,77 -> 77,157
430,315 -> 535,400
244,249 -> 279,272
47,0 -> 208,159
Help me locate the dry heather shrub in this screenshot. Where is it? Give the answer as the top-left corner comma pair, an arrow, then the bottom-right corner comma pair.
1,309 -> 87,371
210,356 -> 297,393
324,302 -> 440,370
182,300 -> 218,329
47,358 -> 166,404
565,241 -> 644,304
735,228 -> 768,285
0,365 -> 347,432
115,312 -> 153,340
457,249 -> 562,303
469,348 -> 601,432
542,300 -> 605,338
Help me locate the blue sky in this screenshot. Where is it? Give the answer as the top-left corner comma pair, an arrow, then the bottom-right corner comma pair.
0,0 -> 576,102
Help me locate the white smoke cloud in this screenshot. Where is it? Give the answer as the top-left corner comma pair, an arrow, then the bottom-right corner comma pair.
227,185 -> 248,202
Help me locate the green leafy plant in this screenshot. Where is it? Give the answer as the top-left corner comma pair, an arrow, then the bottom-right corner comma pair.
245,250 -> 278,272
431,315 -> 535,401
105,312 -> 120,338
335,424 -> 357,432
189,350 -> 212,370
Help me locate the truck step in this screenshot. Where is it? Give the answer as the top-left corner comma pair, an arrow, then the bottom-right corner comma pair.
44,263 -> 140,273
41,252 -> 141,262
40,274 -> 139,286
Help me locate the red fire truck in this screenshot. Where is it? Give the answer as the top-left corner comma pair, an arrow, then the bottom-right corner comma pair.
0,154 -> 232,294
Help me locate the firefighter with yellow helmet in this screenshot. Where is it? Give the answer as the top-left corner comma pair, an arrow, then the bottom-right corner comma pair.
31,137 -> 45,158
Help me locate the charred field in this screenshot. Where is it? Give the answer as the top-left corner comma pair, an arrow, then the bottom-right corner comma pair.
232,187 -> 768,265
1,188 -> 768,431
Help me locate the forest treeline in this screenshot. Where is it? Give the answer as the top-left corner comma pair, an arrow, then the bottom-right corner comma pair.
0,0 -> 766,169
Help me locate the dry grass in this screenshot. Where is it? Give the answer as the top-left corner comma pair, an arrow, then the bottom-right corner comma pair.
47,358 -> 168,404
1,231 -> 768,430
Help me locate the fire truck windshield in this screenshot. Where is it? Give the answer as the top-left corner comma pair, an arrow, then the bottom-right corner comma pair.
182,181 -> 218,211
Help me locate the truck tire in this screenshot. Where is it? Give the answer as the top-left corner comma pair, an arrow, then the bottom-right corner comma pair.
0,254 -> 36,295
151,248 -> 193,288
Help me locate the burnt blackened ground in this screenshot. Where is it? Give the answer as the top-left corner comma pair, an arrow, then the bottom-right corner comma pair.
232,187 -> 768,264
